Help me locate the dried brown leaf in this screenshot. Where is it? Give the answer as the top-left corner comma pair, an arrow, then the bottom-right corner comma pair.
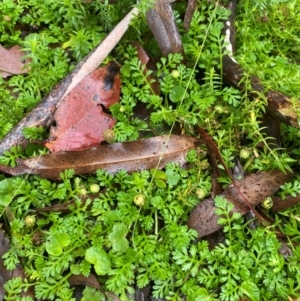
188,170 -> 295,237
0,45 -> 29,78
0,135 -> 199,179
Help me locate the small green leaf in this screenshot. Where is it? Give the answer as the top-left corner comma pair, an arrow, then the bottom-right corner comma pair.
108,223 -> 129,253
150,169 -> 166,180
240,281 -> 260,301
166,169 -> 180,186
60,169 -> 75,180
70,264 -> 81,275
81,286 -> 106,301
155,178 -> 166,189
0,178 -> 15,207
121,64 -> 131,77
46,233 -> 70,256
85,247 -> 111,275
22,126 -> 47,140
169,86 -> 185,102
195,288 -> 212,301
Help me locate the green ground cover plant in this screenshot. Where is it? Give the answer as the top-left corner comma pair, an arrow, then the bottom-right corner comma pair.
0,0 -> 300,300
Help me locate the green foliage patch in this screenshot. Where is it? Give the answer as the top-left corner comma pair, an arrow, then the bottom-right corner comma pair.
0,0 -> 300,300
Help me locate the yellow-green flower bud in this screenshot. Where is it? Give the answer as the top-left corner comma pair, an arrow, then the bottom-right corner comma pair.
196,188 -> 206,199
3,15 -> 11,22
25,215 -> 36,227
171,70 -> 180,78
261,197 -> 273,209
134,194 -> 145,206
79,186 -> 87,196
215,105 -> 226,114
240,148 -> 251,159
90,184 -> 100,193
103,129 -> 115,143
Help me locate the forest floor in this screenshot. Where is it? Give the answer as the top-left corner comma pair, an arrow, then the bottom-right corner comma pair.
0,1 -> 300,301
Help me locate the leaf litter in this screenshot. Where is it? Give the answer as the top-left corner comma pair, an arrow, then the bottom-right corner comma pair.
0,45 -> 30,78
188,169 -> 295,237
0,135 -> 199,179
0,4 -> 298,298
44,61 -> 121,152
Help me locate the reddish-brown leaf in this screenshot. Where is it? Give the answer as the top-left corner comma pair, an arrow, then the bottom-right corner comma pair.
44,62 -> 120,152
0,135 -> 199,179
0,45 -> 29,78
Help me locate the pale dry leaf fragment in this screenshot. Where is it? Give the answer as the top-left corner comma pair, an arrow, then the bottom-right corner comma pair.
0,45 -> 30,78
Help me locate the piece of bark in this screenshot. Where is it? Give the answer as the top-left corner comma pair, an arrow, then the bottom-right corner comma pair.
260,112 -> 281,147
0,7 -> 139,155
0,135 -> 199,179
146,0 -> 184,56
222,0 -> 237,57
188,170 -> 295,238
183,0 -> 197,31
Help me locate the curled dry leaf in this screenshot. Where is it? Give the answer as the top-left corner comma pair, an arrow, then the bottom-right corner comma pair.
0,45 -> 30,78
44,61 -> 120,152
0,135 -> 199,179
188,170 -> 295,238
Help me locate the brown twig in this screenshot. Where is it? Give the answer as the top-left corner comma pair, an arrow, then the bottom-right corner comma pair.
183,0 -> 197,31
